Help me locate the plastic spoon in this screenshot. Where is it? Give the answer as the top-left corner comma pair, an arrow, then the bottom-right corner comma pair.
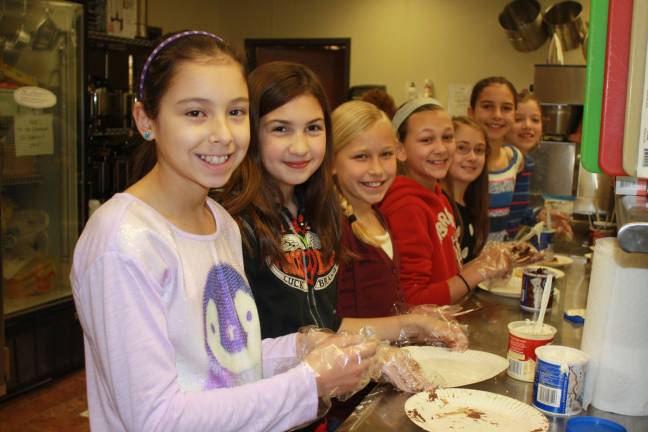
534,273 -> 554,334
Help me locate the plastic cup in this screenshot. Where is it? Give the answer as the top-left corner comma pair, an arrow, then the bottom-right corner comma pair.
589,221 -> 616,245
507,320 -> 557,382
520,266 -> 558,312
530,228 -> 555,251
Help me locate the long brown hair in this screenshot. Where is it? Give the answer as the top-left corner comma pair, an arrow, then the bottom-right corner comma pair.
450,116 -> 490,255
222,61 -> 342,265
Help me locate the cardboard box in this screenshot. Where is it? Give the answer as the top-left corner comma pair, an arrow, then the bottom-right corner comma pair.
106,0 -> 137,38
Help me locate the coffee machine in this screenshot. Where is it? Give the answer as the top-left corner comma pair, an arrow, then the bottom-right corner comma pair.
531,64 -> 612,216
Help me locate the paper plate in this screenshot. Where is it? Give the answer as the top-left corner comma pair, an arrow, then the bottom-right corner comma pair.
405,388 -> 549,432
478,266 -> 565,298
403,346 -> 509,388
537,254 -> 574,268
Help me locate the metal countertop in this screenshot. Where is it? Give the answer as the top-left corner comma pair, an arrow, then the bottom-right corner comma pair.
338,254 -> 648,432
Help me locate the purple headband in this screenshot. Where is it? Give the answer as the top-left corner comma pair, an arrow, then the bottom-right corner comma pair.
138,30 -> 224,101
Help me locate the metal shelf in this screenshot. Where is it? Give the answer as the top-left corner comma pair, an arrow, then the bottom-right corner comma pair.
90,127 -> 135,137
88,31 -> 156,48
2,175 -> 44,186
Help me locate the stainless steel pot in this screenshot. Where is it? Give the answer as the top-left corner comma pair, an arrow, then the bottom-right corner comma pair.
541,103 -> 581,136
544,1 -> 586,51
499,0 -> 549,52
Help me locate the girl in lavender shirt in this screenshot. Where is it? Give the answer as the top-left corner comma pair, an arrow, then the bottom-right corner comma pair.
70,31 -> 376,432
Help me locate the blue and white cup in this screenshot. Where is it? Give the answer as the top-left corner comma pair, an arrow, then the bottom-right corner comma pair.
530,228 -> 556,251
533,345 -> 589,416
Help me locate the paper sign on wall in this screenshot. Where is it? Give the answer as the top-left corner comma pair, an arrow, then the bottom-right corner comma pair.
14,114 -> 54,156
447,84 -> 472,117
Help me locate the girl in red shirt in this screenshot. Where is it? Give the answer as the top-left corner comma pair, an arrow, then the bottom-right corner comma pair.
380,99 -> 511,306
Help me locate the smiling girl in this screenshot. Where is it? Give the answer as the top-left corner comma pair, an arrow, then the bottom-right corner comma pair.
332,100 -> 401,318
443,116 -> 490,262
380,99 -> 511,305
70,32 -> 379,432
222,62 -> 468,343
469,76 -> 523,242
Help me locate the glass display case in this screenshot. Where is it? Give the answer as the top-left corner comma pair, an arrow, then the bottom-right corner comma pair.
0,0 -> 83,396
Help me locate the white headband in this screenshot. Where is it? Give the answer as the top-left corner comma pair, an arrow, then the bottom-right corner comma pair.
392,97 -> 444,131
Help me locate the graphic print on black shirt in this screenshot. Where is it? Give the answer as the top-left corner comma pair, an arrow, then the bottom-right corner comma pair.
268,212 -> 338,293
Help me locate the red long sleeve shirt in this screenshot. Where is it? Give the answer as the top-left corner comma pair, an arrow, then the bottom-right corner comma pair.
379,176 -> 461,306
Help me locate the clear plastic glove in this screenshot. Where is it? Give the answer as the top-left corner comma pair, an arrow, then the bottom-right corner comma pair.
395,305 -> 469,351
295,325 -> 336,358
302,331 -> 378,402
472,242 -> 514,280
371,344 -> 442,393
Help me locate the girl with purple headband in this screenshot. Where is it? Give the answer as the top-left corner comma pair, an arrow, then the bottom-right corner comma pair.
70,31 -> 379,431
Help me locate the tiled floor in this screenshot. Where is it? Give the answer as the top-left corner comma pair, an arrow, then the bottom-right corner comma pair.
0,370 -> 89,432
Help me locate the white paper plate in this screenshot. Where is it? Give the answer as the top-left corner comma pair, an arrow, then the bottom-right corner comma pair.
404,388 -> 548,432
477,266 -> 565,298
537,254 -> 574,267
403,346 -> 509,388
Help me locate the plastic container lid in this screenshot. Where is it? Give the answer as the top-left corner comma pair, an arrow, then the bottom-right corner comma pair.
566,416 -> 627,432
564,308 -> 586,324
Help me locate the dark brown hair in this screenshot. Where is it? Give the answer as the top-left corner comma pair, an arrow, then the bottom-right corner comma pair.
360,89 -> 397,119
450,116 -> 490,255
129,31 -> 244,184
469,76 -> 518,110
221,61 -> 342,265
394,103 -> 445,175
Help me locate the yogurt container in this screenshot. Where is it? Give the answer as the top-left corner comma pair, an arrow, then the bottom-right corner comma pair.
533,345 -> 589,416
507,320 -> 557,381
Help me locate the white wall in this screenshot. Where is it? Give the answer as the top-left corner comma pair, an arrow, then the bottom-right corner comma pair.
148,0 -> 589,108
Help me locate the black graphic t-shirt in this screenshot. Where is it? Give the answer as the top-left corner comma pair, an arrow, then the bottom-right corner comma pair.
241,209 -> 341,339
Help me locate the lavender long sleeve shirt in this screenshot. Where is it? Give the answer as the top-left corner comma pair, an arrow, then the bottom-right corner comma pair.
71,194 -> 317,431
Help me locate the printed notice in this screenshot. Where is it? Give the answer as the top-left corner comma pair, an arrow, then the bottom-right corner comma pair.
447,84 -> 472,117
14,113 -> 53,156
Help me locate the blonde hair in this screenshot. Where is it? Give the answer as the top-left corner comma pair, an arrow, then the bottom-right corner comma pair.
332,100 -> 394,247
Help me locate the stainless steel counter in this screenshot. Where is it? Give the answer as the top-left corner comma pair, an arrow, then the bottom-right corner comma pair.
338,256 -> 648,432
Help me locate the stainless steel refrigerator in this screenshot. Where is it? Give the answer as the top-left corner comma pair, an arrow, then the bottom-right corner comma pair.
0,0 -> 83,396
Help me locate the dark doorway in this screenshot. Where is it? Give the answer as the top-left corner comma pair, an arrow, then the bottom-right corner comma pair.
245,38 -> 351,109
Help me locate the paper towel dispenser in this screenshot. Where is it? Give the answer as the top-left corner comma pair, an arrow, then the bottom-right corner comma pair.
616,195 -> 648,254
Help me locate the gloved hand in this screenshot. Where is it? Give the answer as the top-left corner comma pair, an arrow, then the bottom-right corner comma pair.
371,345 -> 443,393
295,326 -> 336,359
395,305 -> 469,351
471,242 -> 513,280
538,208 -> 574,240
302,331 -> 378,402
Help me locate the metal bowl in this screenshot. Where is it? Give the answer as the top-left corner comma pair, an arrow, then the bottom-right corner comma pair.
541,103 -> 581,136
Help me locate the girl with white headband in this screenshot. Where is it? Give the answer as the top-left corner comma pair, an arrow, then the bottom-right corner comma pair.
380,98 -> 512,305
